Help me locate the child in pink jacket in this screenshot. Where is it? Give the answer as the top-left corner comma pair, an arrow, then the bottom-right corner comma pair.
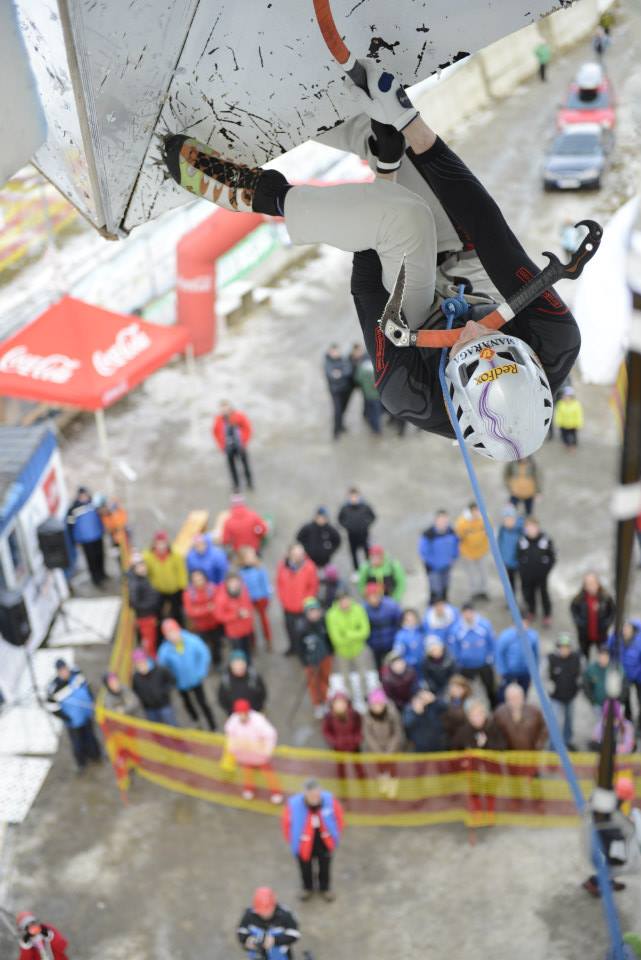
224,699 -> 283,803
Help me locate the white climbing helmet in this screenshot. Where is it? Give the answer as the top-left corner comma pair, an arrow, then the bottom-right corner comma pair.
444,332 -> 553,461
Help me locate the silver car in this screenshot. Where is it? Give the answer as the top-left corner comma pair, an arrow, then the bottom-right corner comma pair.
542,123 -> 610,190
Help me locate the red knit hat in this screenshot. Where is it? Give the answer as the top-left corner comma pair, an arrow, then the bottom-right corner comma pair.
16,912 -> 38,932
233,699 -> 251,714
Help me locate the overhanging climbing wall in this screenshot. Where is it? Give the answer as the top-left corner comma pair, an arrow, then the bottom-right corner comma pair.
16,0 -> 576,237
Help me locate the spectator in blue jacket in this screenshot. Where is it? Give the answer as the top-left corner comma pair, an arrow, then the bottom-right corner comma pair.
403,689 -> 447,752
392,609 -> 428,672
238,545 -> 273,650
450,603 -> 497,707
157,618 -> 216,729
47,659 -> 101,771
364,582 -> 402,670
613,619 -> 641,731
66,486 -> 106,586
423,599 -> 459,649
186,533 -> 228,584
418,510 -> 460,603
497,505 -> 524,592
495,624 -> 539,701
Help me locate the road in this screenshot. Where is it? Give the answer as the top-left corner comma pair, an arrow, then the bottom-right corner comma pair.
3,6 -> 641,960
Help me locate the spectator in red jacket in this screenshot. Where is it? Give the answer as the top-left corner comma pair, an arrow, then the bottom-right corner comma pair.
16,912 -> 69,960
276,544 -> 319,657
222,494 -> 268,554
214,573 -> 255,660
183,569 -> 223,669
212,400 -> 254,492
322,692 -> 363,752
282,778 -> 344,900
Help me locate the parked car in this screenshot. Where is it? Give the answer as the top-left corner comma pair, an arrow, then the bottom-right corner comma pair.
542,124 -> 608,190
557,74 -> 616,131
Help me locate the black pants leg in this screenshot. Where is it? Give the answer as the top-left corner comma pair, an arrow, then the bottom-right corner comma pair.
179,689 -> 199,722
407,137 -> 580,396
284,612 -> 301,656
348,533 -> 368,571
507,568 -> 518,592
201,626 -> 224,666
316,848 -> 332,892
521,579 -> 537,617
165,591 -> 184,626
226,450 -> 240,490
81,720 -> 102,761
479,664 -> 497,708
539,576 -> 552,617
298,857 -> 314,891
239,448 -> 254,488
188,682 -> 216,730
68,726 -> 88,768
82,538 -> 105,585
331,392 -> 348,438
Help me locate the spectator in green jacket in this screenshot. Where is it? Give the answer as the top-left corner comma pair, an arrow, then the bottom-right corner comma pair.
534,41 -> 551,81
326,591 -> 373,702
354,357 -> 383,435
583,646 -> 610,715
357,544 -> 406,603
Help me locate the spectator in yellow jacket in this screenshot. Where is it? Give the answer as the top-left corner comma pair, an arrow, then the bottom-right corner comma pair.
553,386 -> 583,450
143,530 -> 188,625
455,502 -> 489,603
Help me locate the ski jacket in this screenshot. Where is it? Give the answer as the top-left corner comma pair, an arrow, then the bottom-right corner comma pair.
503,459 -> 540,501
143,547 -> 188,594
381,663 -> 420,710
326,601 -> 370,659
423,603 -> 459,646
403,699 -> 447,752
324,353 -> 353,394
423,649 -> 456,696
548,652 -> 581,703
450,718 -> 507,751
127,570 -> 162,618
18,925 -> 69,960
132,663 -> 175,710
570,588 -> 615,646
296,520 -> 341,568
237,904 -> 300,960
582,662 -> 608,707
157,630 -> 211,690
322,700 -> 363,752
224,709 -> 277,766
212,410 -> 252,450
338,500 -> 376,537
454,511 -> 488,560
186,537 -> 228,584
492,704 -> 547,750
418,525 -> 459,571
218,667 -> 267,715
354,358 -> 380,400
450,616 -> 495,670
222,505 -> 268,552
67,499 -> 103,544
276,558 -> 319,614
238,564 -> 272,602
517,533 -> 556,581
610,620 -> 641,684
214,583 -> 254,639
47,670 -> 94,728
362,702 -> 404,753
182,581 -> 219,632
296,617 -> 333,668
357,554 -> 406,601
282,790 -> 343,859
365,596 -> 402,654
554,397 -> 584,430
392,626 -> 428,670
495,626 -> 539,678
497,518 -> 524,571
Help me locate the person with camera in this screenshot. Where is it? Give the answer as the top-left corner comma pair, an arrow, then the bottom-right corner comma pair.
237,887 -> 300,959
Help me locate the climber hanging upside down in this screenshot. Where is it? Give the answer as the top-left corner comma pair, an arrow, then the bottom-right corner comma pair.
162,57 -> 582,462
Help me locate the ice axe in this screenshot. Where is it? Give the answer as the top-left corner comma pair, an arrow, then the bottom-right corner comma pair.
381,219 -> 603,348
312,0 -> 369,92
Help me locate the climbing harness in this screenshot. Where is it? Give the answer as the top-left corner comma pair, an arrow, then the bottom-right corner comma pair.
380,219 -> 602,348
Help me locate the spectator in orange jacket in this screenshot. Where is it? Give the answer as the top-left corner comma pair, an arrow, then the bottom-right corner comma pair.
212,400 -> 254,491
183,569 -> 224,668
214,573 -> 255,660
276,544 -> 319,658
222,494 -> 268,554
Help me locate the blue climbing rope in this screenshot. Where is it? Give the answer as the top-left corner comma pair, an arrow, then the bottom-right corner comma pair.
437,306 -> 625,960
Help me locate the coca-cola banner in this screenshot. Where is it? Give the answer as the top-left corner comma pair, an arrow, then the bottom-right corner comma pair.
0,296 -> 188,410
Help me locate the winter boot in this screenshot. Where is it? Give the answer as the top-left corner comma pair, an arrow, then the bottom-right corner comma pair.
162,134 -> 290,215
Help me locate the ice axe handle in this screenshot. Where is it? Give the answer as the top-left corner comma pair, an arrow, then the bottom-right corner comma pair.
506,219 -> 602,317
344,54 -> 369,93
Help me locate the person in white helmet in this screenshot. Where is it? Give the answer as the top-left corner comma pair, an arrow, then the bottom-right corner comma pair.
162,59 -> 579,462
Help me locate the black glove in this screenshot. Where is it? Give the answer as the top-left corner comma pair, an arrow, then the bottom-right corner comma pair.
368,120 -> 405,174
